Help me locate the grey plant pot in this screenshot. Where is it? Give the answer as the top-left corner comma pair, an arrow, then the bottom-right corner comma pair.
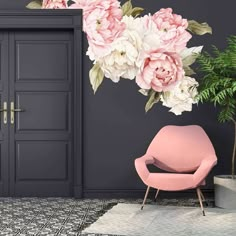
214,175 -> 236,209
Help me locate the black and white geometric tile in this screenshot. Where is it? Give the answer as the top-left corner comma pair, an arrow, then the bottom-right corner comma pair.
0,198 -> 214,236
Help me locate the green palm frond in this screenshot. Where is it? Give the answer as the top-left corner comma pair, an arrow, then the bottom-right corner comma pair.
197,35 -> 236,123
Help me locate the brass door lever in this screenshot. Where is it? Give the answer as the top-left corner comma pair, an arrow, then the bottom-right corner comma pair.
11,102 -> 24,124
0,102 -> 7,124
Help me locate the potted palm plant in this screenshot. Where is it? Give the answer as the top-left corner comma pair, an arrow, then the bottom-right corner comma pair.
197,35 -> 236,209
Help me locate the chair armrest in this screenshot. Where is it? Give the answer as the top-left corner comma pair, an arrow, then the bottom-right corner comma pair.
193,156 -> 217,187
134,154 -> 155,181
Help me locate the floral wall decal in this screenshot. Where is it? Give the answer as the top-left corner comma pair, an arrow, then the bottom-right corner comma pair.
26,0 -> 212,115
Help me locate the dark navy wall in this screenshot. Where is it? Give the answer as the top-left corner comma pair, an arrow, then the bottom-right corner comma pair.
2,0 -> 235,197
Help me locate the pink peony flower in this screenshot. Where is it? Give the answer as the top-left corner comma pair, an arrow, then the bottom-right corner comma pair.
69,0 -> 94,15
136,50 -> 184,92
152,8 -> 192,52
70,0 -> 125,59
42,0 -> 68,9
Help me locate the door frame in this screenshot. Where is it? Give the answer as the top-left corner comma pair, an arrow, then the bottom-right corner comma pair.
0,10 -> 83,198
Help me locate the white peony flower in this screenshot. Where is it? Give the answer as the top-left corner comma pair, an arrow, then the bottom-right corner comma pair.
160,76 -> 199,115
141,14 -> 162,52
135,15 -> 162,68
97,16 -> 145,82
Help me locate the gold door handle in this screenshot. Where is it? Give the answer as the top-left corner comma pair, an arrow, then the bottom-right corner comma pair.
12,108 -> 24,112
0,102 -> 7,124
11,102 -> 24,124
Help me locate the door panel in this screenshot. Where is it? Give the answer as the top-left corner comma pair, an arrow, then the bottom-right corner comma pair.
16,41 -> 69,81
0,32 -> 8,196
9,31 -> 73,196
15,92 -> 69,131
16,141 -> 69,181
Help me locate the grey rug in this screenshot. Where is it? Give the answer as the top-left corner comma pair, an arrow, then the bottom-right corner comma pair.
82,203 -> 236,236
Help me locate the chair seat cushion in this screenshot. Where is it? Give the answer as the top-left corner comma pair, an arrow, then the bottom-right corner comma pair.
147,173 -> 199,191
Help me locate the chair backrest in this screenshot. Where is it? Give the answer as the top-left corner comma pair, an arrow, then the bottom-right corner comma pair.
146,125 -> 216,173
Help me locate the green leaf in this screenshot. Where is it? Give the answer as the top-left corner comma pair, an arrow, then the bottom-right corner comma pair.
145,90 -> 160,112
184,66 -> 196,76
121,0 -> 133,16
89,63 -> 104,94
67,0 -> 75,7
181,46 -> 203,67
130,7 -> 144,17
187,20 -> 212,35
26,0 -> 42,9
232,82 -> 236,92
218,106 -> 235,123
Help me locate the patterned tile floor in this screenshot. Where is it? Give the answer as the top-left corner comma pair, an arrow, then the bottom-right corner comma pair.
0,198 -> 214,236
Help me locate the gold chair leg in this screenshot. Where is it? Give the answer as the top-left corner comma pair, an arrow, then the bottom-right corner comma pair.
199,188 -> 208,206
141,186 -> 150,210
197,187 -> 205,216
154,189 -> 160,202
199,189 -> 206,201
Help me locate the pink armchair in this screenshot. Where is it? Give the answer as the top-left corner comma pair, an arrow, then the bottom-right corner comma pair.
135,125 -> 217,216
